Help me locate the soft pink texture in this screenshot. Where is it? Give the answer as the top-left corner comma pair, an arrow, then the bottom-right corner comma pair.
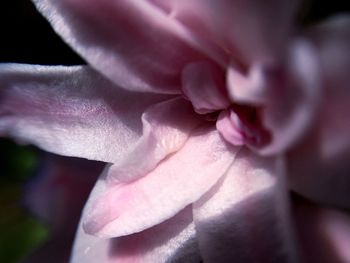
0,64 -> 169,162
181,60 -> 230,114
226,39 -> 320,155
150,0 -> 300,65
106,97 -> 203,183
0,0 -> 349,262
31,0 -> 225,93
72,206 -> 200,263
82,126 -> 238,238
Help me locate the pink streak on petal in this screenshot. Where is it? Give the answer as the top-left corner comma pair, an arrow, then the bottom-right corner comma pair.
181,60 -> 230,114
82,126 -> 238,238
193,148 -> 299,262
0,64 -> 169,162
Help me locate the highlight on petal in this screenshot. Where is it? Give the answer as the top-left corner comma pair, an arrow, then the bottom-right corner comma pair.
288,15 -> 350,208
71,206 -> 200,263
0,64 -> 169,162
193,148 -> 299,262
181,60 -> 230,114
31,0 -> 226,93
151,0 -> 300,66
107,97 -> 203,183
292,196 -> 350,263
82,126 -> 238,238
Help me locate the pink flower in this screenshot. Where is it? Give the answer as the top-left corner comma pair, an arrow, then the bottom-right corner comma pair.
1,0 -> 350,262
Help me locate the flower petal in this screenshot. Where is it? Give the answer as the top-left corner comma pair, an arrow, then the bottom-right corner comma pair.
193,148 -> 299,262
0,64 -> 169,162
31,0 -> 222,93
151,0 -> 300,65
227,38 -> 321,155
107,97 -> 203,183
288,16 -> 350,208
181,60 -> 230,114
82,126 -> 238,238
293,196 -> 350,263
71,206 -> 200,263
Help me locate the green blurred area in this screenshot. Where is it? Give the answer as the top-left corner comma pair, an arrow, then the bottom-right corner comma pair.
0,139 -> 50,263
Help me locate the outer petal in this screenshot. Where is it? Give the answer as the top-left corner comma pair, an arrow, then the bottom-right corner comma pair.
292,196 -> 350,263
71,206 -> 200,263
82,126 -> 238,238
0,64 -> 194,163
288,16 -> 350,208
193,148 -> 299,262
151,0 -> 300,66
31,0 -> 225,93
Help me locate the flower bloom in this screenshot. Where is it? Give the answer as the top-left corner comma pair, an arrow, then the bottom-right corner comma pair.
1,0 -> 350,262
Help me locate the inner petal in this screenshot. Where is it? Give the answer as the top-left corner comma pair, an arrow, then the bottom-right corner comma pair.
216,105 -> 271,148
181,60 -> 230,114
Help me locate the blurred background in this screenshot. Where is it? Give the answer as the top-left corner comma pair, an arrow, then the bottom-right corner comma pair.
0,0 -> 348,262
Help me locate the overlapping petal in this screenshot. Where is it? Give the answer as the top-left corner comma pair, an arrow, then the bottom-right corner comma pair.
0,63 -> 203,171
31,0 -> 226,93
72,206 -> 200,263
288,16 -> 350,208
0,64 -> 172,162
82,126 -> 238,238
107,97 -> 203,183
151,0 -> 300,66
193,148 -> 298,262
181,60 -> 230,114
227,38 -> 320,155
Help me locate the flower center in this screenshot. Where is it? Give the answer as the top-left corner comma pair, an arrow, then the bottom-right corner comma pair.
231,104 -> 271,147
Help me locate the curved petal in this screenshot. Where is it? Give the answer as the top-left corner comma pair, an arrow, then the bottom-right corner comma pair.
0,64 -> 170,162
71,206 -> 200,263
227,38 -> 321,155
151,0 -> 300,66
31,0 -> 225,93
82,126 -> 238,238
288,15 -> 350,208
292,196 -> 350,263
193,148 -> 299,262
181,60 -> 230,114
107,97 -> 203,183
